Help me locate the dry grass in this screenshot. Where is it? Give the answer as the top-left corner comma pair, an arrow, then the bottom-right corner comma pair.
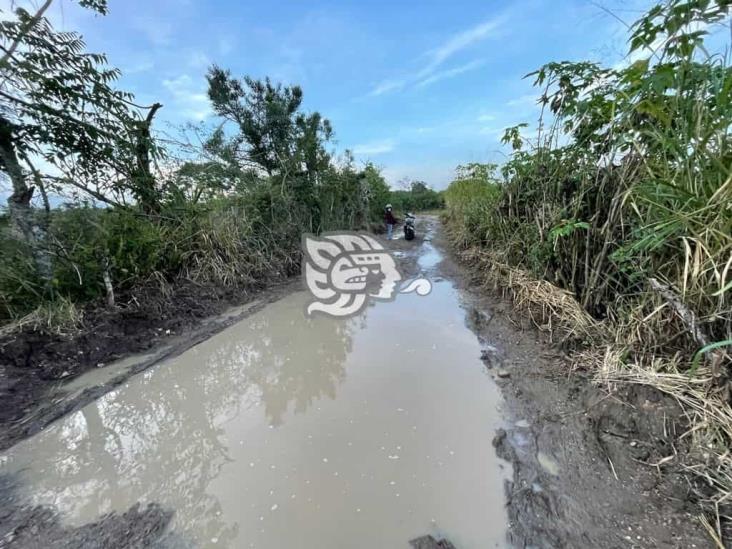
458,246 -> 600,343
0,297 -> 83,338
584,345 -> 732,542
452,229 -> 732,543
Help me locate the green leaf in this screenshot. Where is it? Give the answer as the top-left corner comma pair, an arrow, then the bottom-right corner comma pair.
690,339 -> 732,375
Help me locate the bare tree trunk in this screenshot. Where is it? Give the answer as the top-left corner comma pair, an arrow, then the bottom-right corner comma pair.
1,117 -> 55,289
0,117 -> 34,242
27,164 -> 54,286
355,175 -> 368,229
102,259 -> 115,308
648,277 -> 725,375
132,103 -> 162,215
648,277 -> 710,348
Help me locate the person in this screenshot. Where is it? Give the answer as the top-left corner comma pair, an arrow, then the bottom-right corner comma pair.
384,204 -> 396,240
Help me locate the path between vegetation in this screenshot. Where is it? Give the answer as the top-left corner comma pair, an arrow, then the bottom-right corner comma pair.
0,216 -> 712,548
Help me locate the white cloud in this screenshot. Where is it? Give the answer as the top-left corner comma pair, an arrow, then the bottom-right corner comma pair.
419,17 -> 504,77
416,59 -> 485,88
381,163 -> 456,190
352,139 -> 396,155
125,59 -> 155,74
188,51 -> 211,69
162,74 -> 212,121
131,16 -> 173,46
369,15 -> 505,96
370,79 -> 407,97
218,36 -> 235,56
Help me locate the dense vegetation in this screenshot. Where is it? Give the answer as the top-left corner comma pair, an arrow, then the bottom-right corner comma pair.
0,1 -> 439,325
389,180 -> 444,212
445,0 -> 731,527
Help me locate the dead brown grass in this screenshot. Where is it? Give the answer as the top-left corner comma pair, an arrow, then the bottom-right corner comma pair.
0,297 -> 83,338
458,247 -> 600,343
589,346 -> 732,541
451,229 -> 732,543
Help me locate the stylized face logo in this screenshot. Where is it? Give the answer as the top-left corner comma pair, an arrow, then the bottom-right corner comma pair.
330,251 -> 401,297
302,232 -> 430,317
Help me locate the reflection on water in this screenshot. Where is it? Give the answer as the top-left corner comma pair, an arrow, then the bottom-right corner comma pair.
418,241 -> 443,271
417,225 -> 442,272
201,301 -> 356,426
1,264 -> 509,547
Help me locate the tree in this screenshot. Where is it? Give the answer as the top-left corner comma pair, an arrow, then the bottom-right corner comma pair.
0,0 -> 108,71
206,67 -> 332,180
205,68 -> 335,231
361,163 -> 390,220
455,163 -> 498,183
389,178 -> 443,212
0,0 -> 162,280
410,180 -> 428,194
295,111 -> 333,181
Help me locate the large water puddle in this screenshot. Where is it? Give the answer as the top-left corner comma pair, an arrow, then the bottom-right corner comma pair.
0,237 -> 509,548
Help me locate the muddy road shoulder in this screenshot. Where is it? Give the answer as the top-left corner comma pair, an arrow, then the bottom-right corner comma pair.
0,222 -> 422,454
431,218 -> 712,548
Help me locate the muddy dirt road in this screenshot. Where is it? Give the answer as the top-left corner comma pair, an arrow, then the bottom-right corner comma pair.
1,219 -> 509,548
0,217 -> 711,548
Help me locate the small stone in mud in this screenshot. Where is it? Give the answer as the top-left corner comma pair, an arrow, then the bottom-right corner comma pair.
537,451 -> 561,476
409,535 -> 457,549
492,428 -> 507,447
497,369 -> 510,378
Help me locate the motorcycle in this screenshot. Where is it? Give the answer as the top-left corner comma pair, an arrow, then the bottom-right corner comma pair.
403,213 -> 416,241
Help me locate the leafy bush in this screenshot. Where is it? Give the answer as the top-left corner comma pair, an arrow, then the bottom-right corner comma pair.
0,159 -> 390,323
445,2 -> 731,359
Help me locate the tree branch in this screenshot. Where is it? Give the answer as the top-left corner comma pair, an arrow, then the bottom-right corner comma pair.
0,0 -> 54,69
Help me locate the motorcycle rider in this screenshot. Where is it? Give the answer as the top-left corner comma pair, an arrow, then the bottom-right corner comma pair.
384,204 -> 396,240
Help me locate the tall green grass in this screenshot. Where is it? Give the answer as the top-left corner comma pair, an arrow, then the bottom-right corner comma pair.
0,164 -> 386,324
446,1 -> 731,362
445,0 -> 731,533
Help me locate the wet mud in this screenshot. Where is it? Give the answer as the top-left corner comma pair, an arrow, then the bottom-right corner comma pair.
0,280 -> 298,452
0,474 -> 172,549
0,216 -> 714,548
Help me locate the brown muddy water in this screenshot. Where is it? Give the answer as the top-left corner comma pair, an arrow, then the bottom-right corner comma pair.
0,233 -> 510,548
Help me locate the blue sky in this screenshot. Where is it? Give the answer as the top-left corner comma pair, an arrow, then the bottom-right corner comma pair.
17,0 -> 656,188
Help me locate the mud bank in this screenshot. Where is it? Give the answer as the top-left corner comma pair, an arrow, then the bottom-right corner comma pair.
0,277 -> 302,453
0,474 -> 172,549
432,220 -> 714,548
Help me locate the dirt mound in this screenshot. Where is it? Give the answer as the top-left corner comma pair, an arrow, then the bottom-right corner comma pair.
0,475 -> 172,548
